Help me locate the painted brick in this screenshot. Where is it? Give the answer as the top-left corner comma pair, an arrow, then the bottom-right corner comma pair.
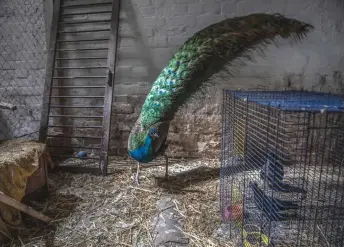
4,0 -> 342,160
172,5 -> 189,15
187,4 -> 204,15
197,15 -> 225,29
112,103 -> 135,114
155,0 -> 176,6
131,65 -> 150,77
14,68 -> 28,78
0,86 -> 42,96
221,1 -> 237,14
166,15 -> 197,27
148,36 -> 168,48
119,38 -> 138,48
132,0 -> 151,5
156,5 -> 189,17
139,6 -> 157,17
114,84 -> 151,95
202,3 -> 222,15
176,0 -> 198,4
167,36 -> 188,46
142,16 -> 167,28
150,47 -> 175,67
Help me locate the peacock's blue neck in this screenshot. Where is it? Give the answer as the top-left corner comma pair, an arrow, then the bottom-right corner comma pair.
128,135 -> 154,163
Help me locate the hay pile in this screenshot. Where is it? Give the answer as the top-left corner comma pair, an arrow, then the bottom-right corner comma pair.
0,139 -> 47,244
0,139 -> 45,171
5,157 -> 233,247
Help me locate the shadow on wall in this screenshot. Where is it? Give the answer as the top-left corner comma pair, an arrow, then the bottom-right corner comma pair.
116,0 -> 159,89
108,0 -> 344,157
108,1 -> 224,158
109,0 -> 161,155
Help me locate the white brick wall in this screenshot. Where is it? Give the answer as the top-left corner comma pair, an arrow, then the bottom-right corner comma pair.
0,0 -> 46,139
122,0 -> 344,97
2,0 -> 344,158
111,0 -> 344,157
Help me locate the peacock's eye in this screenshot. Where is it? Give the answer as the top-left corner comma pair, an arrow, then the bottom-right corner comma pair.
149,127 -> 159,139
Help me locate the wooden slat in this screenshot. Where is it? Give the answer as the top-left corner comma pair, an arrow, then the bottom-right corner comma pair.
61,1 -> 112,8
53,166 -> 102,174
39,0 -> 61,143
0,192 -> 51,223
100,0 -> 120,175
59,19 -> 111,25
40,0 -> 121,175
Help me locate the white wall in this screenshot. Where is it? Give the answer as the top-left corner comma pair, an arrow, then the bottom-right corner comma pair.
123,0 -> 344,98
110,0 -> 344,157
0,0 -> 46,139
12,0 -> 341,156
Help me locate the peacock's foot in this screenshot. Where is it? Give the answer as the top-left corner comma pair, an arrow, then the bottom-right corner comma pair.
133,175 -> 140,186
164,154 -> 169,181
133,162 -> 141,186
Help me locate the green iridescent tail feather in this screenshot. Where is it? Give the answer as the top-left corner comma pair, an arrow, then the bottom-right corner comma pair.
127,13 -> 314,162
140,13 -> 313,129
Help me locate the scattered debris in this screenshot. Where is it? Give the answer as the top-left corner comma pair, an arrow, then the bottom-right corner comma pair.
5,157 -> 233,247
151,195 -> 189,246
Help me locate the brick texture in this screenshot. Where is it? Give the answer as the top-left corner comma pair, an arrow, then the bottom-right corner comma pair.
2,0 -> 344,160
0,0 -> 46,140
109,0 -> 344,159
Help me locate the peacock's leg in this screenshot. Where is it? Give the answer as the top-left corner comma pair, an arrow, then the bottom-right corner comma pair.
164,154 -> 169,180
134,162 -> 140,185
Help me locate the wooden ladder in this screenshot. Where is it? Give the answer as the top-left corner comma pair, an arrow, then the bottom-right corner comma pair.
39,0 -> 120,175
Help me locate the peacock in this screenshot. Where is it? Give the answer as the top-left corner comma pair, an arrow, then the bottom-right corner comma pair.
127,13 -> 314,184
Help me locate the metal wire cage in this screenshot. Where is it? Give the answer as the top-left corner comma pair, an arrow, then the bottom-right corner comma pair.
0,0 -> 47,141
220,90 -> 344,247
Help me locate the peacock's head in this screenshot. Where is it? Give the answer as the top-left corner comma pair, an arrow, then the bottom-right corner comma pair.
127,128 -> 155,163
128,119 -> 170,163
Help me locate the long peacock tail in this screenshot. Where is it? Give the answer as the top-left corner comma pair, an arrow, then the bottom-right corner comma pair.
128,13 -> 314,162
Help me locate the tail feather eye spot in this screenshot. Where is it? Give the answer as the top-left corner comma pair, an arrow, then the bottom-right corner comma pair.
153,102 -> 160,107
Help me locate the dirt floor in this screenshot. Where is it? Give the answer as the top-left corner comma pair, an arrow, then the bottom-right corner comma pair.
5,157 -> 233,247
